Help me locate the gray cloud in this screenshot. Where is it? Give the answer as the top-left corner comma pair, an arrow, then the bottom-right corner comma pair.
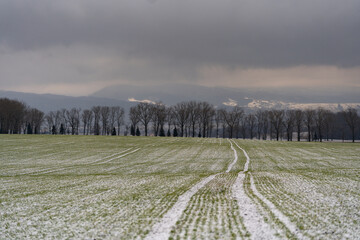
0,0 -> 360,94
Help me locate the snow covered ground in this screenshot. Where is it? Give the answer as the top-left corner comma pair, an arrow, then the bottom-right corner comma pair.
0,135 -> 359,239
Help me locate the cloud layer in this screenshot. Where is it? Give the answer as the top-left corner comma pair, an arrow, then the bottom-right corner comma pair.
1,0 -> 359,95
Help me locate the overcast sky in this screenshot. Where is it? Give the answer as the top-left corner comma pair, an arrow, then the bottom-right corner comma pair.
0,0 -> 359,96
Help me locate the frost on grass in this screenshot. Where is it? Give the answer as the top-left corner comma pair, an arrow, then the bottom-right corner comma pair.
0,136 -> 234,239
1,136 -> 359,239
240,140 -> 360,239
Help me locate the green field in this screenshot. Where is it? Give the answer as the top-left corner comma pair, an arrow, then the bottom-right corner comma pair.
1,135 -> 359,239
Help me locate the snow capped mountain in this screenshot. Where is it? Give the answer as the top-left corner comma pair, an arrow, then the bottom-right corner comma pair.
246,98 -> 360,111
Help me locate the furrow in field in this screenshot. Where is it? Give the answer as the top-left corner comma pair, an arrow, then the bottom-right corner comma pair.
8,148 -> 141,176
94,148 -> 140,165
87,148 -> 133,164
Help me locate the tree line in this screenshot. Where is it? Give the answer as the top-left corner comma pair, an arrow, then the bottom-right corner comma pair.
1,98 -> 359,142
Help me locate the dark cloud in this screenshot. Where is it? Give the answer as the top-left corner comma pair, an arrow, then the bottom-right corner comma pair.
0,0 -> 359,94
1,0 -> 360,67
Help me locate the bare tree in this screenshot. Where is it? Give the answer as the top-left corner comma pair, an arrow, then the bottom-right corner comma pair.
324,110 -> 335,141
246,113 -> 256,139
66,108 -> 81,135
82,109 -> 93,135
255,110 -> 263,140
221,106 -> 243,139
152,102 -> 167,136
269,110 -> 284,141
343,108 -> 359,142
304,109 -> 315,142
294,109 -> 303,141
92,106 -> 101,135
173,102 -> 190,137
198,102 -> 215,138
129,106 -> 140,136
100,106 -> 110,135
187,101 -> 200,137
136,103 -> 153,136
214,109 -> 223,138
166,107 -> 174,134
115,107 -> 125,136
255,110 -> 269,140
45,111 -> 56,134
59,108 -> 69,134
315,108 -> 326,142
0,98 -> 27,134
239,116 -> 247,139
284,110 -> 296,141
26,108 -> 44,134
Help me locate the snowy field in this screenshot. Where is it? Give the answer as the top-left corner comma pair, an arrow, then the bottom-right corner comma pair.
0,135 -> 359,239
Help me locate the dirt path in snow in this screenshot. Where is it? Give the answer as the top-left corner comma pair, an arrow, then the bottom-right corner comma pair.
145,139 -> 238,240
231,140 -> 306,239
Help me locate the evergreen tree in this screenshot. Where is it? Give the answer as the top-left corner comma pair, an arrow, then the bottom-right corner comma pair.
136,126 -> 141,136
173,127 -> 178,137
59,124 -> 65,135
130,125 -> 135,136
159,126 -> 165,137
27,123 -> 33,134
51,125 -> 57,135
167,129 -> 171,137
111,127 -> 117,136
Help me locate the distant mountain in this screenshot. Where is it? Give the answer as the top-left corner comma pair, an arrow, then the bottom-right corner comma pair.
0,90 -> 134,113
91,83 -> 360,110
1,83 -> 359,113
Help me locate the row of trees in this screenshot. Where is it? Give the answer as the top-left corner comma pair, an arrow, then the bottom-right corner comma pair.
44,106 -> 125,136
129,102 -> 359,142
1,98 -> 359,142
0,98 -> 44,134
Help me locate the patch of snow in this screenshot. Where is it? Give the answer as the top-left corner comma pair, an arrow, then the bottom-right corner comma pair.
223,98 -> 238,106
246,98 -> 360,111
128,98 -> 156,104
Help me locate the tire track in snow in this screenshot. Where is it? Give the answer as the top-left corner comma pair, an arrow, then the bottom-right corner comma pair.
146,139 -> 238,240
232,140 -> 306,240
226,139 -> 238,172
145,174 -> 218,240
231,139 -> 277,239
